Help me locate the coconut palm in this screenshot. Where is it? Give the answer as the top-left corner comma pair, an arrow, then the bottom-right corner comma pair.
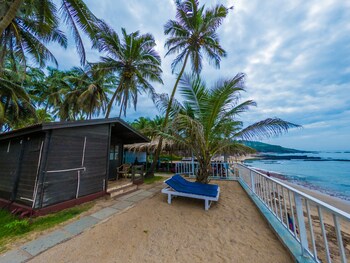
132,115 -> 165,140
28,67 -> 71,117
160,73 -> 300,183
93,26 -> 163,118
0,1 -> 66,69
56,86 -> 81,121
0,0 -> 101,69
72,65 -> 115,119
131,117 -> 152,135
48,65 -> 114,121
149,0 -> 230,175
0,66 -> 35,130
10,108 -> 53,129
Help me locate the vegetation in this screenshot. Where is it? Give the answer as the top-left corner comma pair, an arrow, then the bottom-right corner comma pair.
0,203 -> 92,253
0,0 -> 103,129
159,74 -> 300,183
1,65 -> 119,130
159,154 -> 182,161
0,0 -> 300,182
0,0 -> 162,130
0,65 -> 35,130
149,0 -> 230,176
130,116 -> 164,140
143,176 -> 164,184
0,0 -> 100,68
93,27 -> 163,118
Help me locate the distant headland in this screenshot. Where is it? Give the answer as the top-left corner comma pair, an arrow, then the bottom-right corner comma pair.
242,141 -> 312,154
242,141 -> 350,162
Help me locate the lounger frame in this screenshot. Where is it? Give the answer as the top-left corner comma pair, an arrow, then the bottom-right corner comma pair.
161,185 -> 220,210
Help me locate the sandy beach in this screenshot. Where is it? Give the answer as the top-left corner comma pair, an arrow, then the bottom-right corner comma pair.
255,168 -> 350,214
249,168 -> 350,262
29,181 -> 293,263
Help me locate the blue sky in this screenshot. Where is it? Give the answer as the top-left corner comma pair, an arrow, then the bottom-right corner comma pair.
49,0 -> 350,151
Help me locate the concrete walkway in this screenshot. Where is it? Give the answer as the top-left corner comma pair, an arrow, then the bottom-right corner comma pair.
0,184 -> 163,263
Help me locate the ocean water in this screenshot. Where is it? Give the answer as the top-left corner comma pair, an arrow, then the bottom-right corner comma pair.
244,152 -> 350,201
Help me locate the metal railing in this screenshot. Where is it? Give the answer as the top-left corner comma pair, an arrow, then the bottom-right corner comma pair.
236,163 -> 350,263
175,161 -> 198,176
175,161 -> 235,179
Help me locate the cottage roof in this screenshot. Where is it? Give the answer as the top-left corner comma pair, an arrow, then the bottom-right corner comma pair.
0,118 -> 149,143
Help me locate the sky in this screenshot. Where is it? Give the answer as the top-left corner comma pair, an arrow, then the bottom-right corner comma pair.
49,0 -> 350,151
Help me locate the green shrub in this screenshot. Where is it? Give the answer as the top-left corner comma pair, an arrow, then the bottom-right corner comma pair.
159,154 -> 182,161
144,176 -> 164,184
4,220 -> 30,234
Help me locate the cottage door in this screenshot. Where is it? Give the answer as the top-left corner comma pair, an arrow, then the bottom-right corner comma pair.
108,144 -> 122,180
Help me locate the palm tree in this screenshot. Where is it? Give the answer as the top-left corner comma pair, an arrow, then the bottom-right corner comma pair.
27,65 -> 114,121
160,74 -> 300,183
72,65 -> 115,119
149,0 -> 230,175
131,115 -> 165,140
10,108 -> 53,129
28,67 -> 70,116
131,117 -> 152,136
0,0 -> 101,69
0,0 -> 22,35
0,1 -> 66,69
0,65 -> 35,131
93,26 -> 163,118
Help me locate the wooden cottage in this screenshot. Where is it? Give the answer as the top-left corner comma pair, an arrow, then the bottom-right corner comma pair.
0,118 -> 148,215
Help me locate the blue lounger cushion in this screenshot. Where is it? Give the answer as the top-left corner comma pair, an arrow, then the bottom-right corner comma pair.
165,175 -> 219,198
172,174 -> 218,191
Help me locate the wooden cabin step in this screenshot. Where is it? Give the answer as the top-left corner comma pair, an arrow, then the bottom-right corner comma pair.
107,182 -> 133,192
107,184 -> 138,198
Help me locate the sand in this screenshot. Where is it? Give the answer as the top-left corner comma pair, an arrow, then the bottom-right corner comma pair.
283,181 -> 350,214
29,181 -> 292,263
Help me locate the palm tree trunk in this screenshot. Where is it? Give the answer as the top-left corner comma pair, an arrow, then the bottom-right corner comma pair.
118,93 -> 124,118
147,52 -> 190,177
197,152 -> 211,183
105,80 -> 123,118
0,0 -> 22,35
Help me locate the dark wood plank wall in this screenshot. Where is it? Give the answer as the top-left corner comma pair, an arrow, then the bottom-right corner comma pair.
39,124 -> 109,208
0,134 -> 44,205
15,135 -> 45,206
0,138 -> 22,200
78,134 -> 109,196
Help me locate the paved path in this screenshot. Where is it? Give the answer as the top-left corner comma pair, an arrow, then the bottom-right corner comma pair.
0,184 -> 163,263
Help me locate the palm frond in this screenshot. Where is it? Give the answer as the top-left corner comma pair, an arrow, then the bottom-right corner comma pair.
153,93 -> 182,118
236,118 -> 301,141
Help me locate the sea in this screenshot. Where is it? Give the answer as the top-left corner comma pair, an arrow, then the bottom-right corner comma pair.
243,151 -> 350,202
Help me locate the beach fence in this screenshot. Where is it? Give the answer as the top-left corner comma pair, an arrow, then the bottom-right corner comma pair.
175,161 -> 198,177
175,161 -> 235,179
236,163 -> 350,263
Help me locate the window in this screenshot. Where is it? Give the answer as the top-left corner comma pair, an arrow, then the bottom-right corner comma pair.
109,145 -> 119,160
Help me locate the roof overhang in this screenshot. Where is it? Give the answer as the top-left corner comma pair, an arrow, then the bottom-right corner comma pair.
0,118 -> 149,143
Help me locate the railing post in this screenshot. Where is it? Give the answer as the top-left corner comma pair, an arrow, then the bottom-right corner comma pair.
250,170 -> 255,193
333,214 -> 347,263
235,164 -> 240,178
294,193 -> 309,255
191,158 -> 195,177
